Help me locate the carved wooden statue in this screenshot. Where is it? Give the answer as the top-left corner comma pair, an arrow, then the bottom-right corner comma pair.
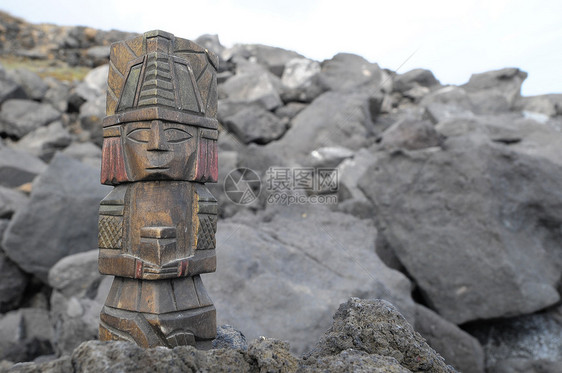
97,30 -> 218,348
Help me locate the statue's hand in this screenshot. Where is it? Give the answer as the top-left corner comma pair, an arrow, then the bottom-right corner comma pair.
140,259 -> 189,280
141,261 -> 178,280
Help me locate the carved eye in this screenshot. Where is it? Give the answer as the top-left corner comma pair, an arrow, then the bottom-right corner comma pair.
164,128 -> 192,143
127,128 -> 150,143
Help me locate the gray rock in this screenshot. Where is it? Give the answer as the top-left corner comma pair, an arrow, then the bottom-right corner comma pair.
72,82 -> 99,103
0,187 -> 28,219
217,99 -> 252,123
1,355 -> 72,373
308,146 -> 354,168
302,350 -> 410,373
394,68 -> 440,93
61,142 -> 102,169
515,94 -> 562,118
71,340 -> 254,372
274,102 -> 308,120
195,34 -> 225,57
78,95 -> 105,146
280,58 -> 323,102
12,121 -> 73,161
43,78 -> 70,113
206,150 -> 245,218
414,305 -> 485,373
467,90 -> 511,114
358,133 -> 562,324
5,69 -> 48,101
380,118 -> 444,150
0,99 -> 61,138
318,53 -> 384,92
489,359 -> 562,373
225,44 -> 304,76
220,70 -> 283,110
205,206 -> 415,354
83,64 -> 108,94
85,45 -> 110,61
212,325 -> 248,351
434,114 -> 538,144
402,85 -> 431,102
50,273 -> 111,355
468,305 -> 562,372
425,102 -> 476,124
462,67 -> 527,108
0,308 -> 53,363
0,220 -> 28,313
306,298 -> 455,372
421,85 -> 473,107
0,68 -> 26,104
48,250 -> 111,355
267,90 -> 380,163
2,153 -> 111,282
0,148 -> 46,188
333,148 -> 377,219
224,106 -> 288,144
48,250 -> 100,298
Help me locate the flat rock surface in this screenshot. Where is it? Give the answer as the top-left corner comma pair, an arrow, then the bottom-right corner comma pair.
359,133 -> 562,324
205,206 -> 415,354
2,153 -> 111,282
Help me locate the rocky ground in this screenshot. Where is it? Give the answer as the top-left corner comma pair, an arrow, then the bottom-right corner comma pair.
0,10 -> 562,373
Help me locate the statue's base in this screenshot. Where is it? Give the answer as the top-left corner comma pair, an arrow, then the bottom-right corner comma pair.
99,275 -> 216,348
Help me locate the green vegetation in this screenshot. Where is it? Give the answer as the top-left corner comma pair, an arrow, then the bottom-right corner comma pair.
0,55 -> 90,81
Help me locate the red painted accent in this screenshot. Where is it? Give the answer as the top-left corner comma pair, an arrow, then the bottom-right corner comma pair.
100,137 -> 129,185
179,260 -> 188,277
135,260 -> 143,279
195,138 -> 218,182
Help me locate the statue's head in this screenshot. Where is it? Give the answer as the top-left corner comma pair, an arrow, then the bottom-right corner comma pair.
100,30 -> 218,185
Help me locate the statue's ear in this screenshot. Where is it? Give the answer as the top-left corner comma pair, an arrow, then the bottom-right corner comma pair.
101,136 -> 129,185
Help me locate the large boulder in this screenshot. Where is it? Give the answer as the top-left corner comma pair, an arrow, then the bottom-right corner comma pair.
394,68 -> 440,94
223,106 -> 288,144
0,66 -> 26,104
0,148 -> 46,188
318,53 -> 384,92
2,153 -> 111,282
0,99 -> 61,138
358,131 -> 562,324
5,69 -> 48,101
205,205 -> 415,354
48,250 -> 110,355
306,298 -> 455,372
280,58 -> 323,103
0,308 -> 53,363
379,118 -> 444,150
462,67 -> 527,106
11,121 -> 73,161
224,44 -> 304,76
220,69 -> 283,110
460,68 -> 528,115
267,89 -> 381,163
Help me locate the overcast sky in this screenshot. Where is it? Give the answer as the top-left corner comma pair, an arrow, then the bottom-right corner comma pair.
2,0 -> 561,96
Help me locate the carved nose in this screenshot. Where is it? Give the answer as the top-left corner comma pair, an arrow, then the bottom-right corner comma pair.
147,120 -> 166,151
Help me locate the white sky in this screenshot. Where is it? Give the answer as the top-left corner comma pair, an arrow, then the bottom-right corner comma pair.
2,0 -> 561,96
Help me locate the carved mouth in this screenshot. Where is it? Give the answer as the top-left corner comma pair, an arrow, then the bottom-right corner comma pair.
146,167 -> 170,171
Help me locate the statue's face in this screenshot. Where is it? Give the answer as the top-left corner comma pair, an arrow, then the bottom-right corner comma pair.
122,120 -> 197,181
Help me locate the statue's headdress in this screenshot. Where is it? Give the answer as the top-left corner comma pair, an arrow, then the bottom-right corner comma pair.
101,30 -> 218,185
